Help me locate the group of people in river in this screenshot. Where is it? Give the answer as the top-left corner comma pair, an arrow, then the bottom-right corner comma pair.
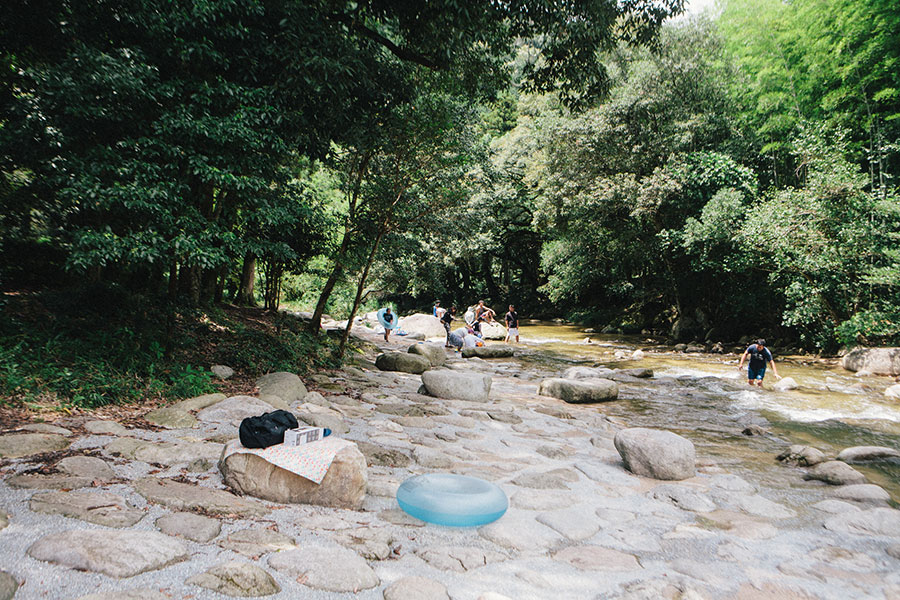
433,300 -> 519,349
381,303 -> 780,388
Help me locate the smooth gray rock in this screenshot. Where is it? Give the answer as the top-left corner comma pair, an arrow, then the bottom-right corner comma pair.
295,411 -> 350,435
144,393 -> 227,428
614,428 -> 696,480
155,512 -> 221,543
415,546 -> 506,573
0,571 -> 17,600
413,447 -> 453,469
376,352 -> 431,374
538,378 -> 618,403
552,545 -> 641,571
836,445 -> 900,463
106,437 -> 222,466
135,477 -> 268,517
398,313 -> 446,338
831,484 -> 892,505
407,343 -> 447,367
30,490 -> 143,527
188,561 -> 280,597
561,366 -> 615,380
20,423 -> 72,436
512,469 -> 579,489
649,484 -> 716,512
356,441 -> 411,467
58,455 -> 117,480
804,461 -> 867,485
773,376 -> 799,391
211,365 -> 235,380
220,440 -> 367,509
267,546 -> 379,592
256,372 -> 308,404
461,345 -> 515,359
28,529 -> 188,578
0,433 -> 69,458
479,321 -> 507,340
776,445 -> 828,466
84,420 -> 130,436
218,528 -> 297,557
384,576 -> 450,600
841,347 -> 900,376
479,511 -> 564,551
824,507 -> 900,536
536,506 -> 603,541
421,370 -> 492,402
616,368 -> 654,378
196,395 -> 276,424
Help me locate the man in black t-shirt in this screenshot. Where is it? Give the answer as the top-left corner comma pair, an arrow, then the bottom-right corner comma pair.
504,304 -> 519,343
738,338 -> 780,387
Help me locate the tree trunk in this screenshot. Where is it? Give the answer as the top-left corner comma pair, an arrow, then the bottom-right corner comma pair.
308,228 -> 353,335
236,253 -> 256,306
339,226 -> 387,357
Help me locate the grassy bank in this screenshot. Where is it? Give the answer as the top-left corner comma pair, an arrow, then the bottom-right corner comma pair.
0,286 -> 342,410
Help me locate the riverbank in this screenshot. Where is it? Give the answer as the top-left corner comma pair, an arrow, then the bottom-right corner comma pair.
1,328 -> 899,599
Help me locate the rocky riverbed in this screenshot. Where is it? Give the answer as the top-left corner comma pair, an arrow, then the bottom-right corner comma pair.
1,330 -> 899,600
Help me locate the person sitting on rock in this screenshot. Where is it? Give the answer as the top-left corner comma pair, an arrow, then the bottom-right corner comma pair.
475,300 -> 496,323
738,338 -> 781,387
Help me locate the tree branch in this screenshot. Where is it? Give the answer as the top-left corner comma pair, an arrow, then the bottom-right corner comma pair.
329,12 -> 441,70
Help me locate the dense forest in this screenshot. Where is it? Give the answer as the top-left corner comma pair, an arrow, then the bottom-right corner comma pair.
2,0 -> 899,406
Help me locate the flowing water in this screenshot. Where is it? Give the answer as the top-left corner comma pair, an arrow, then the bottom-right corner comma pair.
513,321 -> 900,503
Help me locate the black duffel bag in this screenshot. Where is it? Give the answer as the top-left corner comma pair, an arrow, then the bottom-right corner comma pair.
238,410 -> 299,449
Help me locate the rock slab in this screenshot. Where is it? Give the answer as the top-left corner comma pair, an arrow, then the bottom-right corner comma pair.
421,370 -> 492,402
384,576 -> 450,600
155,512 -> 221,543
614,428 -> 696,480
256,372 -> 308,404
30,490 -> 144,527
407,343 -> 447,367
268,546 -> 379,592
220,440 -> 367,509
0,433 -> 69,458
187,561 -> 281,597
538,378 -> 618,403
135,477 -> 269,517
841,347 -> 900,376
28,529 -> 188,578
461,346 -> 515,359
376,352 -> 431,374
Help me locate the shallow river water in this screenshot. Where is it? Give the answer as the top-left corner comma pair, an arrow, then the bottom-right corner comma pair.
513,321 -> 900,503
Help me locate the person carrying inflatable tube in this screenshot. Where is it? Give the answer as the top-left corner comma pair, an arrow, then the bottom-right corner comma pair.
377,307 -> 396,342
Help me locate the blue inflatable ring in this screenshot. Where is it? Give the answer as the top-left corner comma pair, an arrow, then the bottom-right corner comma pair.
396,474 -> 508,527
377,308 -> 397,330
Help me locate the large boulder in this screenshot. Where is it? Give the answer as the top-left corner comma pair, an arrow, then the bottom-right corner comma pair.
219,440 -> 367,509
773,377 -> 799,392
479,321 -> 507,340
836,446 -> 900,463
375,352 -> 431,374
461,345 -> 515,359
255,372 -> 308,404
408,343 -> 447,367
841,347 -> 900,376
614,428 -> 696,481
421,370 -> 492,402
538,378 -> 618,404
804,461 -> 867,485
398,313 -> 446,339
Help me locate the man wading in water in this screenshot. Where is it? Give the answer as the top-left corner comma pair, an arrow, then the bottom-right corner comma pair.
738,339 -> 781,387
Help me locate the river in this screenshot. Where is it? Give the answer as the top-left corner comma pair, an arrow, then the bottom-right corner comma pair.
512,320 -> 900,503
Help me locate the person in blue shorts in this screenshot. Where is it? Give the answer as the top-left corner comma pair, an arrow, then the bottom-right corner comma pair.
738,339 -> 781,387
